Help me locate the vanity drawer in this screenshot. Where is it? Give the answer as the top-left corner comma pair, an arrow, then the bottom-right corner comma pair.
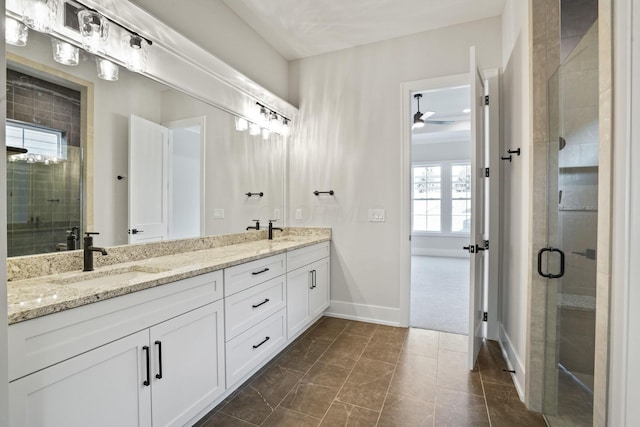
225,275 -> 286,341
224,254 -> 286,296
225,309 -> 286,387
287,242 -> 330,272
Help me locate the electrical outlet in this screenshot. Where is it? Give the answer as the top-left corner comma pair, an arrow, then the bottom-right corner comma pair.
368,209 -> 385,222
213,208 -> 224,219
273,209 -> 281,220
295,208 -> 303,221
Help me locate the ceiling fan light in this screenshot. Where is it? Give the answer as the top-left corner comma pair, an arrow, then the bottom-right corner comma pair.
412,112 -> 425,129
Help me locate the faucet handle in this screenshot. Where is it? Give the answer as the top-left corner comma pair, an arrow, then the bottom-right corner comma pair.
268,219 -> 277,224
85,231 -> 100,236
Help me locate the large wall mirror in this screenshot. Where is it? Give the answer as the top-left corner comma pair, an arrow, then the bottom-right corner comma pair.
5,18 -> 287,257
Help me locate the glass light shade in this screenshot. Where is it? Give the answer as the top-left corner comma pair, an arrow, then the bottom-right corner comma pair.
6,17 -> 29,46
121,34 -> 148,73
281,119 -> 290,136
235,117 -> 248,131
51,39 -> 79,66
96,58 -> 119,81
261,128 -> 270,140
22,0 -> 58,33
78,10 -> 108,54
248,123 -> 260,136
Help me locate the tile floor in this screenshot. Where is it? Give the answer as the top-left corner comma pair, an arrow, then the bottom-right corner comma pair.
195,317 -> 547,426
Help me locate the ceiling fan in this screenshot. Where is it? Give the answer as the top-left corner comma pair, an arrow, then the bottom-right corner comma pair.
412,93 -> 456,129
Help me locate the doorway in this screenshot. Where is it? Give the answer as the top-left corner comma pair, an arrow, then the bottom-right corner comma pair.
409,85 -> 472,335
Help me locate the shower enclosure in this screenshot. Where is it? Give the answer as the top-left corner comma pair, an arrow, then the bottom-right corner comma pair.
543,8 -> 598,427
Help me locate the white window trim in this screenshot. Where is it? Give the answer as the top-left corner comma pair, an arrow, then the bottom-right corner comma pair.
412,159 -> 471,237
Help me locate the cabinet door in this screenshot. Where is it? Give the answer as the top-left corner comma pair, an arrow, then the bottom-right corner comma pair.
149,300 -> 225,427
310,257 -> 330,318
9,330 -> 151,427
286,267 -> 312,338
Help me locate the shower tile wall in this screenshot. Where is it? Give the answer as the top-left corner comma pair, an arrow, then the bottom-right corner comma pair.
6,69 -> 82,257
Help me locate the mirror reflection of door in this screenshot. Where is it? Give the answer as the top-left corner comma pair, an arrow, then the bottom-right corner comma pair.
128,114 -> 204,244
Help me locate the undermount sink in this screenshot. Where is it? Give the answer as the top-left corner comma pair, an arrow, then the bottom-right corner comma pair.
52,265 -> 170,289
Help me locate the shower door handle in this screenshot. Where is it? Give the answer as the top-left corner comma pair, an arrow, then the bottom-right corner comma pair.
537,247 -> 565,279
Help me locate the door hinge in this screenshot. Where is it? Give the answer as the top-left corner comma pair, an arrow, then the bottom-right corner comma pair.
483,240 -> 489,250
484,95 -> 490,105
483,312 -> 488,322
485,167 -> 490,177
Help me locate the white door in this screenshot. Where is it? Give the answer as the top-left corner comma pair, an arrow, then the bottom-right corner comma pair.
468,46 -> 488,370
9,330 -> 151,427
150,301 -> 225,427
129,115 -> 169,244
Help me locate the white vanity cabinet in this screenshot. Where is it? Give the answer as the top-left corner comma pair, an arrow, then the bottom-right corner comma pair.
286,242 -> 331,339
8,271 -> 225,427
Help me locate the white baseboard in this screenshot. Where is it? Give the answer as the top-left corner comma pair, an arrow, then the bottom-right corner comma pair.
325,300 -> 401,327
498,322 -> 525,402
411,248 -> 469,258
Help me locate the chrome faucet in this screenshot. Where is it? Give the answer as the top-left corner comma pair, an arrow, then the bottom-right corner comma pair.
268,220 -> 283,240
246,220 -> 260,231
83,232 -> 108,272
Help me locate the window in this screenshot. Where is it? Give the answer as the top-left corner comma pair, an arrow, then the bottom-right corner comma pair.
412,162 -> 471,234
6,120 -> 66,162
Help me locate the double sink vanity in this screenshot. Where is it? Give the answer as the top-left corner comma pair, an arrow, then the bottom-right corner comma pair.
6,228 -> 331,426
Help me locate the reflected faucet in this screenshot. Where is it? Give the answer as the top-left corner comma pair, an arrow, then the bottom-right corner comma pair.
246,220 -> 260,231
268,220 -> 283,240
83,232 -> 108,272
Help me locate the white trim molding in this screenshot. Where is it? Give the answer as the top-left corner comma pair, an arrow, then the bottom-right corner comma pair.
325,300 -> 401,327
499,323 -> 525,401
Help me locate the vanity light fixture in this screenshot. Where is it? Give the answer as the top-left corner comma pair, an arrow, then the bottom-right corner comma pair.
51,38 -> 79,66
122,33 -> 149,73
261,128 -> 271,140
6,17 -> 29,46
21,0 -> 58,33
77,9 -> 108,54
281,118 -> 290,136
254,102 -> 291,137
96,58 -> 119,81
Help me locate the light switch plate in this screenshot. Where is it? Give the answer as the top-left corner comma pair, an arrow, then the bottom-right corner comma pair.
213,208 -> 224,219
273,209 -> 281,220
368,209 -> 385,222
295,208 -> 303,221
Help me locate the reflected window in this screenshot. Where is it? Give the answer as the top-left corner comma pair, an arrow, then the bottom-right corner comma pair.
6,120 -> 67,162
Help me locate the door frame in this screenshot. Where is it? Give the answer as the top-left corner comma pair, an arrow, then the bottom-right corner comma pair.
399,70 -> 500,340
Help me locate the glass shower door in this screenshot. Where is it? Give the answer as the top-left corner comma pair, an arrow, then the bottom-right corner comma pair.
543,19 -> 599,427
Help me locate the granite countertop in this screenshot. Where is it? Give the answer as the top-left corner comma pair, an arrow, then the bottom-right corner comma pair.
7,232 -> 330,325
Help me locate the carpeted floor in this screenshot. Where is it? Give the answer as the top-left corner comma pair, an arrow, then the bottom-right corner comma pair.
410,255 -> 469,335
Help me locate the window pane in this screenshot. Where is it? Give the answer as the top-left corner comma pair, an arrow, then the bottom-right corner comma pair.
452,199 -> 471,232
413,215 -> 426,231
426,215 -> 440,232
413,200 -> 426,215
452,164 -> 471,199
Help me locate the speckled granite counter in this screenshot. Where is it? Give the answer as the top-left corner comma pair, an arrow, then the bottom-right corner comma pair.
7,228 -> 330,325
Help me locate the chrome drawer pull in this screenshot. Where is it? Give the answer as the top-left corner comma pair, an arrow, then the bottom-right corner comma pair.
251,268 -> 270,275
252,298 -> 270,308
252,336 -> 270,349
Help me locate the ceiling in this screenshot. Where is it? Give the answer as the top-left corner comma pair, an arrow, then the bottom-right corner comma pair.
222,0 -> 506,60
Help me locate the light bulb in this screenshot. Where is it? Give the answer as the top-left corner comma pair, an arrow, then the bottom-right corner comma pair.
235,117 -> 249,131
51,39 -> 79,66
122,34 -> 148,73
22,0 -> 58,33
96,58 -> 119,81
6,17 -> 28,46
78,10 -> 109,54
249,123 -> 260,136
